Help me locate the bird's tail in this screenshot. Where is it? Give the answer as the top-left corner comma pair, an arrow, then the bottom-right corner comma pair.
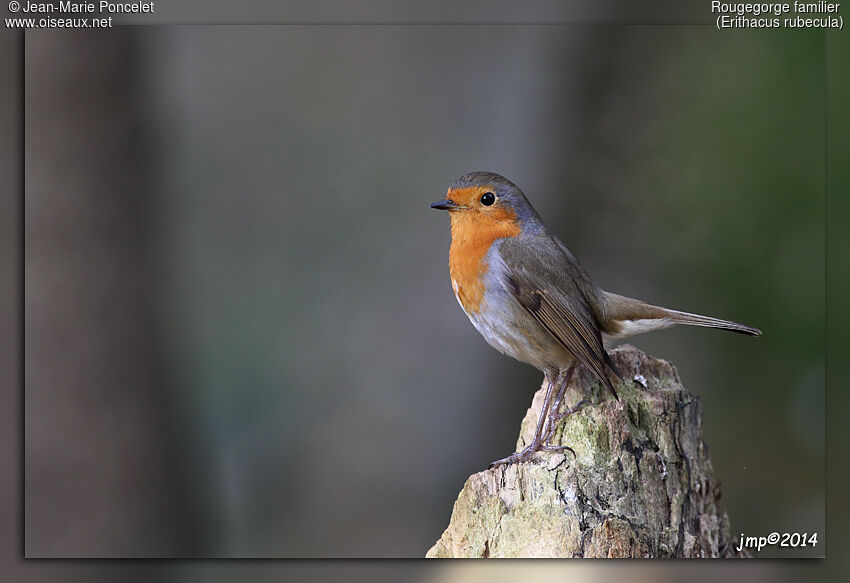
600,292 -> 762,338
664,309 -> 761,336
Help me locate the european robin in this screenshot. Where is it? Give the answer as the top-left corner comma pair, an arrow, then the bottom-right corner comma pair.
431,172 -> 761,467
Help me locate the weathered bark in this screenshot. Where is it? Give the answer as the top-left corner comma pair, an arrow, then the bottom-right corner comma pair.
427,345 -> 745,558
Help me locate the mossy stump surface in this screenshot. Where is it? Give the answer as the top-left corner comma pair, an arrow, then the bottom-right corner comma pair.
427,345 -> 745,558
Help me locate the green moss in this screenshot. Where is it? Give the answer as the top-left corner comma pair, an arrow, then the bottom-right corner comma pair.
557,412 -> 611,465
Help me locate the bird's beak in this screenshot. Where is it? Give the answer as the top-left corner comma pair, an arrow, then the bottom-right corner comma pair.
430,199 -> 465,211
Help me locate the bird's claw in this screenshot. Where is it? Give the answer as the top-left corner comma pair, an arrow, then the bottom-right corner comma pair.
539,444 -> 577,457
489,444 -> 539,468
488,442 -> 576,468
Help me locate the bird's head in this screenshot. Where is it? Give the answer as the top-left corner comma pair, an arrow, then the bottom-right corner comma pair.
430,172 -> 541,234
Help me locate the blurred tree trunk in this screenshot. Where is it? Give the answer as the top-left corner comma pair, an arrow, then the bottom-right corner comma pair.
25,30 -> 194,556
427,346 -> 745,558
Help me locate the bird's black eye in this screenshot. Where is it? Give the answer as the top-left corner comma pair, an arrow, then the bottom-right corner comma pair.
480,192 -> 496,206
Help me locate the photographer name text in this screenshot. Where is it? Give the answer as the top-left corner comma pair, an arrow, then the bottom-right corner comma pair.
12,1 -> 154,13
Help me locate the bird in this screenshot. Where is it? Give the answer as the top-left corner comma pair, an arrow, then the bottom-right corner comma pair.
431,171 -> 761,467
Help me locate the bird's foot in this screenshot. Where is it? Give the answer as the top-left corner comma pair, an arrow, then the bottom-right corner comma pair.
488,441 -> 576,468
488,444 -> 538,468
539,444 -> 577,456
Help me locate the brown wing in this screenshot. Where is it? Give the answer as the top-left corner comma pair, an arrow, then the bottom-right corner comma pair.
504,266 -> 621,401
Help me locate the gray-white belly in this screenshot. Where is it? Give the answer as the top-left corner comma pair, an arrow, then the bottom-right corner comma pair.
455,281 -> 573,373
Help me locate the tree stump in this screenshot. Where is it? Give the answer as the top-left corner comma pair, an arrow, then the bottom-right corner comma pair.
426,345 -> 745,558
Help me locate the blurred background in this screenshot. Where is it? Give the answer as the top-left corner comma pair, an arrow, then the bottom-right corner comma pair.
22,24 -> 824,559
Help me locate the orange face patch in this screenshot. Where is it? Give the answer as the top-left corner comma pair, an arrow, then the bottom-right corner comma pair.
446,186 -> 521,314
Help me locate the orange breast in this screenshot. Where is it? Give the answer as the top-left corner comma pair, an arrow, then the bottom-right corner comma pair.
448,205 -> 520,314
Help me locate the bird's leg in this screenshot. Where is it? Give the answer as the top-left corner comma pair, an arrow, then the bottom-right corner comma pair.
539,398 -> 587,457
543,365 -> 590,445
542,365 -> 590,456
544,364 -> 575,442
489,372 -> 562,468
544,400 -> 589,439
